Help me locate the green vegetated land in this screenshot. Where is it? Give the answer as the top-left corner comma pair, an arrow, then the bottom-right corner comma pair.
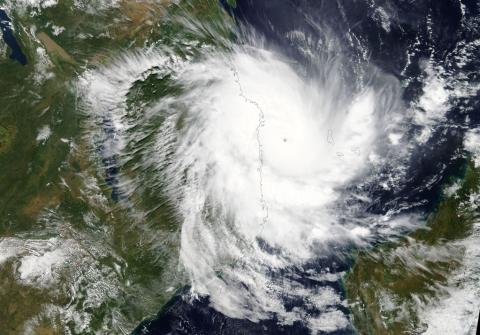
345,161 -> 479,334
0,0 -> 233,333
2,0 -> 478,333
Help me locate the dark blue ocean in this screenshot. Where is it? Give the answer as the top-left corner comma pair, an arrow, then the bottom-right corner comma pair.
132,1 -> 480,334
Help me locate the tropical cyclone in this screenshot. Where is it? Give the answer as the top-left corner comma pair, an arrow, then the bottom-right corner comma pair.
81,36 -> 411,330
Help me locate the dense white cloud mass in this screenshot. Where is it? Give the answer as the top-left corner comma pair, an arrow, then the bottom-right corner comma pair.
79,41 -> 412,332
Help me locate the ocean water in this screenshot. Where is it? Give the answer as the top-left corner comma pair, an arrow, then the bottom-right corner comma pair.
126,1 -> 480,334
